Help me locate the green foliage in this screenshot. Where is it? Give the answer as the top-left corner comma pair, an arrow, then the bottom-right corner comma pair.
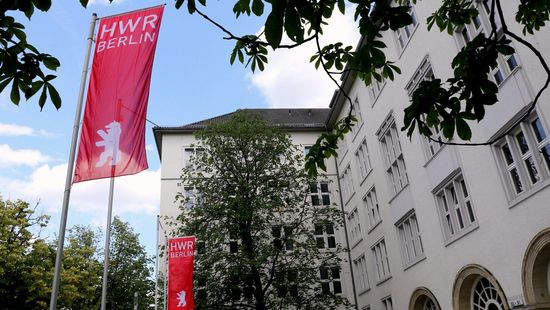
175,111 -> 350,309
107,216 -> 154,310
516,0 -> 550,35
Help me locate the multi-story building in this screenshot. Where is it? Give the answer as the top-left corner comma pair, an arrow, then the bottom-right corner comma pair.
154,1 -> 550,309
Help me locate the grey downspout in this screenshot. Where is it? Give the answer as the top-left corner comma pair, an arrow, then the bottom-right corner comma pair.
333,154 -> 360,310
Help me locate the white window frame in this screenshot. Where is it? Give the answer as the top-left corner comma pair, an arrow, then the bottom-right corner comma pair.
455,0 -> 519,86
369,77 -> 386,105
351,97 -> 364,137
435,172 -> 478,243
272,225 -> 294,252
382,296 -> 394,310
378,117 -> 408,197
309,181 -> 331,206
355,138 -> 372,181
372,238 -> 391,283
353,254 -> 370,293
340,165 -> 355,203
347,208 -> 362,246
495,114 -> 550,200
183,146 -> 205,170
363,187 -> 381,231
182,185 -> 201,210
320,266 -> 342,295
315,223 -> 337,249
395,2 -> 419,53
396,211 -> 425,268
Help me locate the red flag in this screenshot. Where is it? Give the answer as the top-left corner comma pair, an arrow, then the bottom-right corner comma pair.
168,236 -> 196,310
74,6 -> 164,183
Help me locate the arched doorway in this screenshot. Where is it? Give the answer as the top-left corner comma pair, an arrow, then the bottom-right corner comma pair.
453,264 -> 508,310
522,228 -> 550,308
409,287 -> 441,310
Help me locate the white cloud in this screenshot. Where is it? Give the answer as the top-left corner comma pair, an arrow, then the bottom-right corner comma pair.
0,123 -> 52,136
0,144 -> 51,167
249,10 -> 360,108
87,0 -> 128,6
0,163 -> 160,216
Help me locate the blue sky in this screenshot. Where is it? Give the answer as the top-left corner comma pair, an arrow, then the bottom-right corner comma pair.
0,0 -> 358,257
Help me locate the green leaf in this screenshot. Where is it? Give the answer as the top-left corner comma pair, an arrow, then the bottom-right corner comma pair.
47,84 -> 61,109
32,0 -> 52,11
38,86 -> 47,109
79,0 -> 89,8
11,28 -> 27,42
252,0 -> 264,16
24,5 -> 34,19
337,0 -> 345,14
25,81 -> 43,99
456,118 -> 472,140
10,79 -> 20,105
175,0 -> 185,9
0,78 -> 13,94
265,1 -> 284,48
43,56 -> 60,71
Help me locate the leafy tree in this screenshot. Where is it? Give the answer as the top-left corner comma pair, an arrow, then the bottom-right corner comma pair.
0,197 -> 53,309
57,225 -> 103,310
174,111 -> 350,310
106,216 -> 155,310
2,0 -> 550,174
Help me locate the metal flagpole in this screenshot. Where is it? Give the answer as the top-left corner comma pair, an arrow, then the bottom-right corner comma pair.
100,176 -> 115,310
49,13 -> 97,310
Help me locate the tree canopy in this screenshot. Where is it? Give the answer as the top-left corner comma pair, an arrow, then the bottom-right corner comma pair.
174,111 -> 350,309
2,0 -> 549,175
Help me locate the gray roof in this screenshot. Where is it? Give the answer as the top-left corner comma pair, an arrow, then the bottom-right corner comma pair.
153,108 -> 330,159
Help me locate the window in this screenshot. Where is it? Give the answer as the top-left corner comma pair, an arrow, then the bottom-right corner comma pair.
471,277 -> 505,310
355,138 -> 372,180
395,2 -> 418,51
315,223 -> 336,249
320,267 -> 342,295
363,187 -> 381,230
348,208 -> 362,245
353,255 -> 370,292
272,225 -> 294,251
435,173 -> 477,241
339,131 -> 349,157
382,296 -> 393,310
496,115 -> 550,198
456,0 -> 519,86
372,239 -> 391,282
340,165 -> 355,203
369,77 -> 386,103
379,119 -> 408,196
309,181 -> 331,206
229,231 -> 239,253
351,97 -> 364,136
183,147 -> 204,169
182,186 -> 201,209
396,212 -> 424,266
274,270 -> 298,298
405,57 -> 445,158
304,145 -> 311,157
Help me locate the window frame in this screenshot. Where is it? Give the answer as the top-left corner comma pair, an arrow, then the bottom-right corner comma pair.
363,187 -> 381,232
319,266 -> 343,295
309,181 -> 332,207
314,223 -> 337,249
353,254 -> 370,294
183,146 -> 205,170
378,117 -> 409,197
371,238 -> 391,284
396,211 -> 425,268
355,138 -> 372,182
347,207 -> 363,246
340,164 -> 355,203
394,2 -> 419,54
434,172 -> 478,244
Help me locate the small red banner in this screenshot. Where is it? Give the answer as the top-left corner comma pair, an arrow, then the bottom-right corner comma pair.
73,6 -> 164,183
168,236 -> 196,310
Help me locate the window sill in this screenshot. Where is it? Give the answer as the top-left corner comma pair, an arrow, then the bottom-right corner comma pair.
403,255 -> 426,271
423,144 -> 448,167
351,122 -> 365,142
350,237 -> 363,250
358,287 -> 371,296
508,178 -> 550,209
497,65 -> 521,89
344,191 -> 356,206
367,220 -> 382,234
370,82 -> 387,108
443,223 -> 479,247
338,149 -> 349,164
388,183 -> 410,204
375,275 -> 392,286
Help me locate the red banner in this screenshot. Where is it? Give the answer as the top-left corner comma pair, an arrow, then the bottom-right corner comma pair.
168,236 -> 196,310
73,6 -> 164,183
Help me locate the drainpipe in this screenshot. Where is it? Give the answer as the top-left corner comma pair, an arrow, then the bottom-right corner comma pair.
333,155 -> 360,310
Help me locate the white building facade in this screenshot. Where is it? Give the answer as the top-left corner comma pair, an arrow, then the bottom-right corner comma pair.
154,1 -> 550,309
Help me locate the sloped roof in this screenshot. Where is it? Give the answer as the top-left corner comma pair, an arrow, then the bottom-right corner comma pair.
153,108 -> 330,158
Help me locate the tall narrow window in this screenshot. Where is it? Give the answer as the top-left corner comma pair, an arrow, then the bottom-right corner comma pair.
379,119 -> 408,196
382,296 -> 394,310
351,97 -> 364,136
363,187 -> 381,230
340,165 -> 355,203
355,138 -> 372,180
353,255 -> 370,292
347,208 -> 362,245
396,212 -> 425,266
372,239 -> 391,282
395,2 -> 418,51
435,173 -> 477,241
183,147 -> 204,170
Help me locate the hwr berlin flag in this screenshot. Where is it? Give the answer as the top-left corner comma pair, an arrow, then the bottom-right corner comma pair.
74,6 -> 164,183
168,236 -> 196,310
